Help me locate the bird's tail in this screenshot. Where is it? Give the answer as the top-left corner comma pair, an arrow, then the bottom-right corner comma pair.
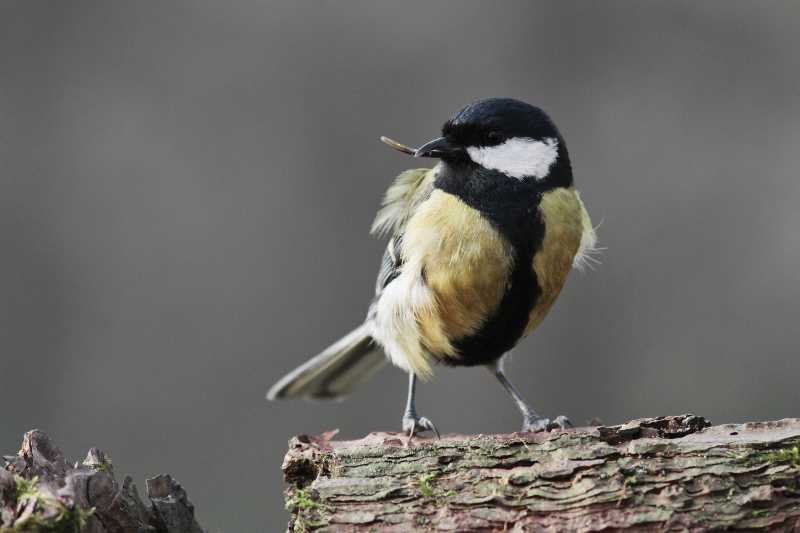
266,323 -> 385,401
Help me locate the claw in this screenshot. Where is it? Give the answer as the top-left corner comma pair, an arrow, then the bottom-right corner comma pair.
419,417 -> 441,439
403,414 -> 441,439
522,415 -> 572,433
551,415 -> 573,430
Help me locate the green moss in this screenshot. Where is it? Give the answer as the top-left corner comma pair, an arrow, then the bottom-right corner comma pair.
286,488 -> 318,512
418,473 -> 439,498
624,475 -> 639,487
740,445 -> 800,467
5,475 -> 94,533
286,488 -> 331,533
417,472 -> 457,503
767,446 -> 800,465
45,505 -> 94,533
86,461 -> 112,474
14,476 -> 40,499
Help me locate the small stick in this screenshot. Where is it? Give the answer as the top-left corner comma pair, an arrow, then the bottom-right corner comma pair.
380,136 -> 416,155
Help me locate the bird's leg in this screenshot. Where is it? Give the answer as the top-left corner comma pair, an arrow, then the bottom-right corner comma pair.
488,357 -> 572,433
401,372 -> 440,438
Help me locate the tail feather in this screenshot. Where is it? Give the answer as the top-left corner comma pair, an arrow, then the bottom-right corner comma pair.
266,323 -> 386,400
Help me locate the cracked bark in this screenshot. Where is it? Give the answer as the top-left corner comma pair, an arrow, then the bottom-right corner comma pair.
1,429 -> 206,533
281,415 -> 800,532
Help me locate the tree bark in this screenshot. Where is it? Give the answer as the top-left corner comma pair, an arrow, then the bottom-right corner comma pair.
1,429 -> 206,533
281,415 -> 800,532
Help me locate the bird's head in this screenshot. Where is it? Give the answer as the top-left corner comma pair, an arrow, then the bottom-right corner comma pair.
412,98 -> 570,185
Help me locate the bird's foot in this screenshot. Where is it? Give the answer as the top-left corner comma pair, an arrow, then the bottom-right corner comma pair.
522,415 -> 572,433
402,412 -> 440,439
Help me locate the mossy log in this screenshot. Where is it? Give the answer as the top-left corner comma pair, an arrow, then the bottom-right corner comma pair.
281,415 -> 800,532
0,429 -> 205,533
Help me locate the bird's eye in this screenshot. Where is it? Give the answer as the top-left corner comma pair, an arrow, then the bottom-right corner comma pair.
486,131 -> 501,144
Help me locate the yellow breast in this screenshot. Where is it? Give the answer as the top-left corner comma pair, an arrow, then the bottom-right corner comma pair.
524,187 -> 589,336
376,186 -> 592,379
403,190 -> 515,360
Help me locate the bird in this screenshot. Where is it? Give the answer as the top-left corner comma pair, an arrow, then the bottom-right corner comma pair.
267,97 -> 597,437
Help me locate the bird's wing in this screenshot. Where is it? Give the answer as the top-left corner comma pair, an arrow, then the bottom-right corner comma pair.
370,167 -> 437,238
371,167 -> 437,295
374,234 -> 403,294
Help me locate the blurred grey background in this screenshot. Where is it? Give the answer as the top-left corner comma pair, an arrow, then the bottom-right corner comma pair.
1,1 -> 799,531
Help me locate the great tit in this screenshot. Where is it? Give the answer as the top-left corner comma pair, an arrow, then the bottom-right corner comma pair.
268,97 -> 597,436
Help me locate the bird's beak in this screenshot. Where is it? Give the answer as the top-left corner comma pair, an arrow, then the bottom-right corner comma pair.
413,136 -> 460,158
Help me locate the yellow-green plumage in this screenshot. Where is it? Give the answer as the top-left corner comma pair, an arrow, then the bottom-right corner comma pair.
369,165 -> 595,379
370,168 -> 436,238
525,187 -> 594,335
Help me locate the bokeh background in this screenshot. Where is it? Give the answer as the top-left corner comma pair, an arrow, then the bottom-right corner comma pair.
2,1 -> 799,531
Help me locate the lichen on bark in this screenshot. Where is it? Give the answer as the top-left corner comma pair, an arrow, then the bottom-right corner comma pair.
281,415 -> 800,532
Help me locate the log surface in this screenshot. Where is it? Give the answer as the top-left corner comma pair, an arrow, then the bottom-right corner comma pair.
281,415 -> 800,532
1,429 -> 206,533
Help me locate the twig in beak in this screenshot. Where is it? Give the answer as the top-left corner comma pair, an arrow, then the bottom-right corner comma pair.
380,136 -> 416,156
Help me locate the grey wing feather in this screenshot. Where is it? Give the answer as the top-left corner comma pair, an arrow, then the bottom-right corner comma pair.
375,235 -> 402,295
371,166 -> 437,297
267,324 -> 385,400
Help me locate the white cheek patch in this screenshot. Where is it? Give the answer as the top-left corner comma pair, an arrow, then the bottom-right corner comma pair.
466,137 -> 559,180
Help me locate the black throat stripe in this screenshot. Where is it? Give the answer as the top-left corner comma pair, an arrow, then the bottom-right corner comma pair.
432,158 -> 570,366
